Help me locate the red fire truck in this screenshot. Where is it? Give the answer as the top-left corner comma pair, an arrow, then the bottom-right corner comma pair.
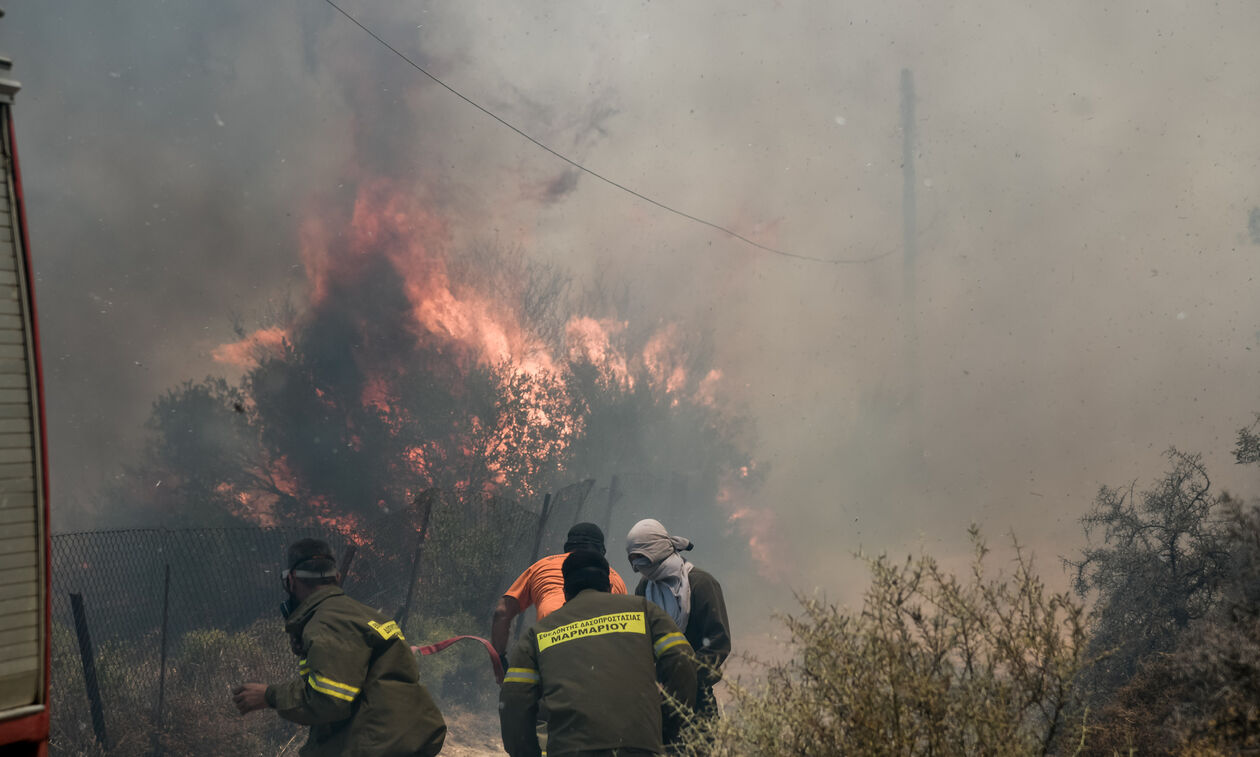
0,34 -> 52,757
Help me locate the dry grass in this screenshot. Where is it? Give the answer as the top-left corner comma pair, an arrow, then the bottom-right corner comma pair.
50,612 -> 505,756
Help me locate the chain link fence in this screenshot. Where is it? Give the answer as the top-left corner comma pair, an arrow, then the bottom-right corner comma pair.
44,471 -> 697,756
47,486 -> 577,756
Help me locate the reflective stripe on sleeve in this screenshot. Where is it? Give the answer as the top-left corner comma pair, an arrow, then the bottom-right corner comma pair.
298,658 -> 310,675
306,672 -> 361,702
503,667 -> 540,684
653,632 -> 689,657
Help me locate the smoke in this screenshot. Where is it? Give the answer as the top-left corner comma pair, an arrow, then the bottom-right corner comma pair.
10,0 -> 1260,631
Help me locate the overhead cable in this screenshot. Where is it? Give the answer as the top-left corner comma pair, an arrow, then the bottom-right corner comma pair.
324,0 -> 893,265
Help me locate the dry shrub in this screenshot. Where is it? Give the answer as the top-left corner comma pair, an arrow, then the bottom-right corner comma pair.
678,528 -> 1089,757
1083,501 -> 1260,756
51,610 -> 498,756
51,619 -> 301,756
1068,450 -> 1228,708
1082,618 -> 1260,757
158,620 -> 302,756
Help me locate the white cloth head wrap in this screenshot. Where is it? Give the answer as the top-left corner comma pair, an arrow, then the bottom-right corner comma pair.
626,518 -> 695,629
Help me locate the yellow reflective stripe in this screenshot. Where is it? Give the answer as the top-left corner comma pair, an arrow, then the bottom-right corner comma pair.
653,632 -> 689,657
307,677 -> 355,702
306,673 -> 360,702
312,673 -> 360,695
656,637 -> 689,656
298,658 -> 310,674
536,612 -> 646,653
503,667 -> 540,684
505,667 -> 539,679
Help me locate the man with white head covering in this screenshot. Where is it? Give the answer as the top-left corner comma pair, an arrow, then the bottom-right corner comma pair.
626,519 -> 730,722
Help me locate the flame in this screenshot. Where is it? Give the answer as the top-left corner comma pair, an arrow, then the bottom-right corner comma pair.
728,506 -> 778,578
211,326 -> 288,367
349,179 -> 554,373
642,325 -> 688,394
695,369 -> 723,408
361,374 -> 393,415
404,445 -> 428,476
716,459 -> 778,578
208,177 -> 743,528
566,316 -> 632,388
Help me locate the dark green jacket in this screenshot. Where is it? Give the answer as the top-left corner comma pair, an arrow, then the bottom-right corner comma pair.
265,586 -> 446,757
635,567 -> 731,681
500,590 -> 698,757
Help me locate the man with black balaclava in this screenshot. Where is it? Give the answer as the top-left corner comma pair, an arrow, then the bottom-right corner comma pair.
500,550 -> 697,757
491,522 -> 629,666
232,538 -> 447,757
627,519 -> 730,722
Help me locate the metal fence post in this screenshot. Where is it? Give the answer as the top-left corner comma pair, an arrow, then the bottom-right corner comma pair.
69,591 -> 110,751
150,563 -> 172,757
528,492 -> 552,568
512,492 -> 553,642
602,474 -> 621,537
338,544 -> 358,584
570,479 -> 596,524
395,489 -> 439,636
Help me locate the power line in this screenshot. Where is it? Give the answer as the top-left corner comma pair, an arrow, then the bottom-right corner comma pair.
323,0 -> 894,266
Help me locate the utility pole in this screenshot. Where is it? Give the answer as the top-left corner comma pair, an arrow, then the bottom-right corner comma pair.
900,68 -> 922,455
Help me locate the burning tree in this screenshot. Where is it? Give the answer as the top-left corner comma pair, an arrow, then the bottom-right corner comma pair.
109,178 -> 758,547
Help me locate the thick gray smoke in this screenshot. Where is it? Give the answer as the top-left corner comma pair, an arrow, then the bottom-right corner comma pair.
8,0 -> 1260,626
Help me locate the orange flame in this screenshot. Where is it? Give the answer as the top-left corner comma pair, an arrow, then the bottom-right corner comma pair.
566,316 -> 633,389
211,178 -> 735,518
211,326 -> 288,368
642,325 -> 688,394
728,506 -> 778,578
717,459 -> 777,578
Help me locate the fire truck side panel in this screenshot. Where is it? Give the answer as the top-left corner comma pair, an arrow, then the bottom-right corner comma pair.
0,93 -> 47,730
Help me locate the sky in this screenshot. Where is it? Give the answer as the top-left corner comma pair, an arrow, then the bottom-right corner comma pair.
5,0 -> 1260,614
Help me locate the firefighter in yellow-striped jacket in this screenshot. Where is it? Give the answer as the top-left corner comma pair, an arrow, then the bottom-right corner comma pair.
500,550 -> 698,757
233,539 -> 447,757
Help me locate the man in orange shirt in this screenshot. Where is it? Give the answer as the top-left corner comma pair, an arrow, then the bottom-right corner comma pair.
491,522 -> 628,664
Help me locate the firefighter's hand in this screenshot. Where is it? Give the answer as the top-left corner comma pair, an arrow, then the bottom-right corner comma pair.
232,683 -> 269,715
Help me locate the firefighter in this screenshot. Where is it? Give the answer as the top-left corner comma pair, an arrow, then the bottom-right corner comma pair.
232,538 -> 447,757
500,549 -> 698,757
626,519 -> 730,722
491,522 -> 629,665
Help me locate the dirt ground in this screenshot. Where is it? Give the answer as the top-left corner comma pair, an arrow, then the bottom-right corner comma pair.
439,708 -> 505,756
